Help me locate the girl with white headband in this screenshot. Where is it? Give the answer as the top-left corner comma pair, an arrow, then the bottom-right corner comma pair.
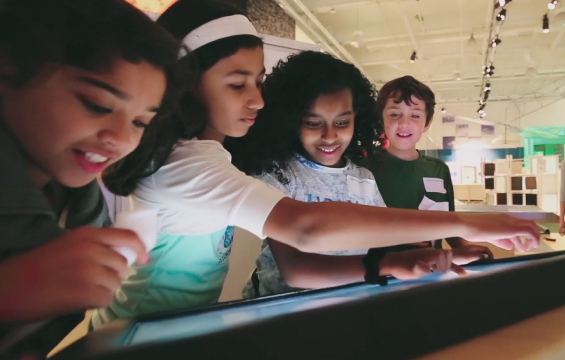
92,0 -> 539,327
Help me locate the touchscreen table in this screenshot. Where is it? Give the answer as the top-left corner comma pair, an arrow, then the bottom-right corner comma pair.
54,251 -> 565,360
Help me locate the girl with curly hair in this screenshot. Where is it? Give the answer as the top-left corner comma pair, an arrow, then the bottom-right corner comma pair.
230,51 -> 465,298
94,0 -> 538,326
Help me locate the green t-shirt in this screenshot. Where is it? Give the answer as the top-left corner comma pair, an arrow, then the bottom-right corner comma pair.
364,151 -> 454,211
363,151 -> 454,250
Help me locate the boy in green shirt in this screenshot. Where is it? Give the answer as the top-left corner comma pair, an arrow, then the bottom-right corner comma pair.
364,76 -> 493,264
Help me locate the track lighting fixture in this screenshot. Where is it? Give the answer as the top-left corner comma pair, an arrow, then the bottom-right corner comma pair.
497,8 -> 507,21
483,65 -> 495,77
490,37 -> 502,47
548,0 -> 558,10
498,0 -> 512,7
543,14 -> 550,33
484,82 -> 491,91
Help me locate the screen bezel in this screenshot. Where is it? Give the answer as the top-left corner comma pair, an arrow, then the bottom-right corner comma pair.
51,250 -> 565,360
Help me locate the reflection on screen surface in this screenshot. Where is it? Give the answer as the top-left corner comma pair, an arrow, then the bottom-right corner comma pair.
125,260 -> 522,346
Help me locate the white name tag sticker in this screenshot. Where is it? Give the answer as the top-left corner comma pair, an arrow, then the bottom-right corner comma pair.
347,175 -> 377,198
423,177 -> 447,194
418,196 -> 449,211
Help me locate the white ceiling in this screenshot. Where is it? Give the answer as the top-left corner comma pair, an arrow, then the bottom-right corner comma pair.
276,0 -> 565,107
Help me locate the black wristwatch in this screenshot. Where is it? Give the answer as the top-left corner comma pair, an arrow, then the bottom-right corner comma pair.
363,249 -> 389,286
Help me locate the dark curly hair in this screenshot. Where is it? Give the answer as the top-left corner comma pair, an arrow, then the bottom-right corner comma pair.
102,0 -> 263,195
228,51 -> 383,175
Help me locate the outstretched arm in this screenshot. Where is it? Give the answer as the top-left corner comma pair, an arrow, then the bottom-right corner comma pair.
269,238 -> 463,290
263,198 -> 539,254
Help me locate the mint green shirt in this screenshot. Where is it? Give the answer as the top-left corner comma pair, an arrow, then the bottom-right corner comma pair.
91,227 -> 234,327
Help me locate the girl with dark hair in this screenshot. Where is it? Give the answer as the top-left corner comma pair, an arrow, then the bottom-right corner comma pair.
0,0 -> 180,355
233,52 -> 464,298
93,0 -> 538,327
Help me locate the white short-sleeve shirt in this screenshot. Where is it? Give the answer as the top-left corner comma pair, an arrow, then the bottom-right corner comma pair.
131,139 -> 287,238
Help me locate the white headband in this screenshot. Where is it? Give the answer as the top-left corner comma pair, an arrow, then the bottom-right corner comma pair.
182,15 -> 259,51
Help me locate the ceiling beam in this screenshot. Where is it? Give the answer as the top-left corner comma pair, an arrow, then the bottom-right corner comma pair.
275,0 -> 341,59
309,0 -> 410,14
276,0 -> 374,81
359,24 -> 552,50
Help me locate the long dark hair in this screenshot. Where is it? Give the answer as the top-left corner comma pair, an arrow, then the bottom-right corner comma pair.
228,51 -> 383,176
0,0 -> 180,87
102,0 -> 264,195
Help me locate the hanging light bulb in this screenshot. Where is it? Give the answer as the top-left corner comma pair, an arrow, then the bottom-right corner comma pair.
350,30 -> 364,48
410,50 -> 417,63
543,14 -> 550,33
350,7 -> 364,48
548,0 -> 558,10
467,31 -> 477,46
498,0 -> 512,7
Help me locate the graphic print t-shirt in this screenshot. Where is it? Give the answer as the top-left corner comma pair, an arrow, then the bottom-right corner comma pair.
242,154 -> 386,298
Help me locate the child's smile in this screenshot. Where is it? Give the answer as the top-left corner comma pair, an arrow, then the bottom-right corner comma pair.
0,58 -> 166,187
300,89 -> 355,168
382,95 -> 429,160
317,145 -> 340,154
72,149 -> 115,174
396,132 -> 413,138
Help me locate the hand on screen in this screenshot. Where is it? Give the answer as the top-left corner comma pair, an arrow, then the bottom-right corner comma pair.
0,227 -> 148,324
452,245 -> 494,265
459,213 -> 540,252
559,222 -> 565,236
380,248 -> 466,280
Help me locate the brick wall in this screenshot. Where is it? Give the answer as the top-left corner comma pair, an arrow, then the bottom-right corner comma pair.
247,0 -> 295,39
